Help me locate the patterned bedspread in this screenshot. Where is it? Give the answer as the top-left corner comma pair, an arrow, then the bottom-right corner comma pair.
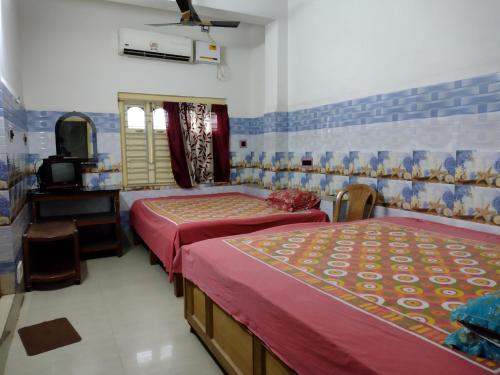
131,193 -> 327,276
224,220 -> 499,372
143,194 -> 306,225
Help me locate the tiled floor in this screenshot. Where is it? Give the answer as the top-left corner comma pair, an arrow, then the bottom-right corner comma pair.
4,246 -> 223,375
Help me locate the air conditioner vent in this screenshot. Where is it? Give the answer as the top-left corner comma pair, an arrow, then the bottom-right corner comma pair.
123,48 -> 191,62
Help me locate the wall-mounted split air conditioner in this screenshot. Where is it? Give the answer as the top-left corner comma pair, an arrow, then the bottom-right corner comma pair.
118,28 -> 193,62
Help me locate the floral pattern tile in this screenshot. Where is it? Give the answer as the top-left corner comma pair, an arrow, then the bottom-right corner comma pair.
311,151 -> 324,172
413,151 -> 455,183
454,185 -> 500,225
272,152 -> 289,172
261,152 -> 273,170
304,173 -> 323,194
456,150 -> 500,187
0,155 -> 8,190
324,152 -> 335,173
261,170 -> 274,189
249,152 -> 260,168
351,151 -> 379,177
321,175 -> 350,196
230,168 -> 241,184
378,151 -> 413,180
411,182 -> 455,217
0,191 -> 10,225
273,172 -> 289,190
288,172 -> 306,190
331,151 -> 352,175
377,179 -> 412,210
252,168 -> 264,185
288,152 -> 302,171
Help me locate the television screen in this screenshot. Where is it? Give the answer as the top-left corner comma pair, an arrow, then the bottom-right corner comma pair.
51,162 -> 76,183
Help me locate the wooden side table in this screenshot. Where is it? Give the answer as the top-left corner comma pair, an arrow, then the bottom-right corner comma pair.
23,221 -> 81,291
28,187 -> 122,257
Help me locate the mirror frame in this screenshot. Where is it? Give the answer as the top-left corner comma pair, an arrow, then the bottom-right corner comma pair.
55,111 -> 98,163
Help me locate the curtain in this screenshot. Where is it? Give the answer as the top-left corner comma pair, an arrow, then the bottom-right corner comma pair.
211,104 -> 230,182
165,102 -> 192,188
179,103 -> 214,185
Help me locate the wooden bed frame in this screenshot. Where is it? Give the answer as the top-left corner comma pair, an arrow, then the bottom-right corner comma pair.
184,278 -> 295,375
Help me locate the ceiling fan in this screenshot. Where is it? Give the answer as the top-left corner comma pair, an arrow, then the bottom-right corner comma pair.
147,0 -> 240,32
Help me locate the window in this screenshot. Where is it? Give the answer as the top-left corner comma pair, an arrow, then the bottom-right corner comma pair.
120,101 -> 174,188
126,106 -> 146,129
152,107 -> 167,131
119,92 -> 226,189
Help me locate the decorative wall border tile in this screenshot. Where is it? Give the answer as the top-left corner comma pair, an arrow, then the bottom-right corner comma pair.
229,72 -> 500,136
230,146 -> 500,226
27,110 -> 120,133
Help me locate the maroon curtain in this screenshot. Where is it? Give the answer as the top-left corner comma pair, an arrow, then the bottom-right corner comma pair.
212,104 -> 230,182
165,102 -> 193,188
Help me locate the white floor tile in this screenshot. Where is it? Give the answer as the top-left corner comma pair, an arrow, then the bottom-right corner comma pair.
4,246 -> 223,375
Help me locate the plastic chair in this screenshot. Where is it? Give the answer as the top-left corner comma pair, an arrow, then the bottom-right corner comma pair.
333,184 -> 377,222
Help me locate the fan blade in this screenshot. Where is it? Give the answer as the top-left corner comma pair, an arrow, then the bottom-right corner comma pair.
175,0 -> 190,13
176,0 -> 201,23
209,20 -> 240,28
147,22 -> 183,27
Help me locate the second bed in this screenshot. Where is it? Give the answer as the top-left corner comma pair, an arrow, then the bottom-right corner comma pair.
130,192 -> 328,295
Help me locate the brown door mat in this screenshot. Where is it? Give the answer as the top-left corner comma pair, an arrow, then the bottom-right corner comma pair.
18,318 -> 81,356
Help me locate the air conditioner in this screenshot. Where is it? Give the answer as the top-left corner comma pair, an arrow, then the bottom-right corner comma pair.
119,28 -> 193,62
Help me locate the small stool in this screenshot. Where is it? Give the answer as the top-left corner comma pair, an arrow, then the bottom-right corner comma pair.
23,221 -> 80,291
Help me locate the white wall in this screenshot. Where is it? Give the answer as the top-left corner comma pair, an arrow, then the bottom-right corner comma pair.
18,0 -> 266,117
249,43 -> 265,117
264,18 -> 289,113
287,0 -> 500,110
0,0 -> 23,98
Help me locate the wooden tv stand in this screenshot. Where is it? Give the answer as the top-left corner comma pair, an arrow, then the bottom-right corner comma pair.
28,186 -> 122,257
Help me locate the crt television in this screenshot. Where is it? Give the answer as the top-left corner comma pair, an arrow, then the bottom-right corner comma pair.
37,157 -> 83,191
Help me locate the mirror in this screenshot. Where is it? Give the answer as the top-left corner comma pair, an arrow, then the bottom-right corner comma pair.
55,112 -> 97,162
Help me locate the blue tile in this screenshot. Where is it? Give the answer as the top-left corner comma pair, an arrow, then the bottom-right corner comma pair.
437,87 -> 480,100
416,99 -> 455,111
415,81 -> 456,95
437,105 -> 478,117
488,82 -> 500,93
20,72 -> 500,137
381,105 -> 412,115
380,89 -> 413,100
461,73 -> 500,87
397,111 -> 432,121
487,102 -> 500,112
399,94 -> 432,105
461,93 -> 500,106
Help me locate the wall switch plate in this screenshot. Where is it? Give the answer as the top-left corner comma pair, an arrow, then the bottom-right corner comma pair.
16,261 -> 23,285
301,157 -> 313,169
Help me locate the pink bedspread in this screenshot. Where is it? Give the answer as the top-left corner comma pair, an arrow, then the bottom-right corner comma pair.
129,192 -> 328,279
182,217 -> 500,375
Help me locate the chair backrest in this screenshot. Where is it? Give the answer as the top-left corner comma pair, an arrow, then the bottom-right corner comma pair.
333,184 -> 377,222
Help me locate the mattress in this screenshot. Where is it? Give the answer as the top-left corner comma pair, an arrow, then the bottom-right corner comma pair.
129,192 -> 328,278
182,217 -> 500,375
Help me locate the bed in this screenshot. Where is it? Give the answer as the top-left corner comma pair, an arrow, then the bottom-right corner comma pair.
182,217 -> 500,375
129,192 -> 328,296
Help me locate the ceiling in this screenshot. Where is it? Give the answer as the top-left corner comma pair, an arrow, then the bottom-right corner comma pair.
104,0 -> 288,25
